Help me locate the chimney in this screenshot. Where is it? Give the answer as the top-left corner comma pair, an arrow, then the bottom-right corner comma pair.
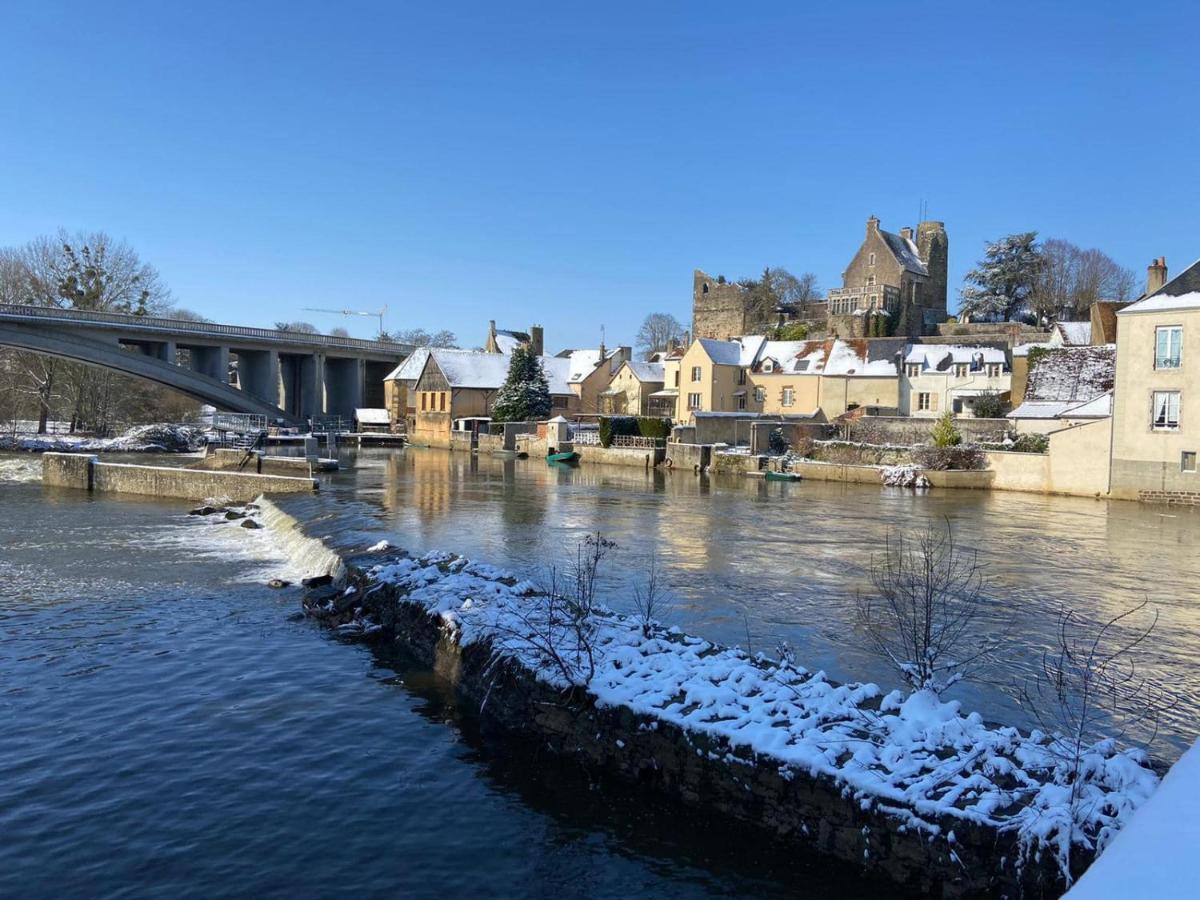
899,226 -> 913,241
867,215 -> 880,236
529,324 -> 544,356
1147,257 -> 1168,296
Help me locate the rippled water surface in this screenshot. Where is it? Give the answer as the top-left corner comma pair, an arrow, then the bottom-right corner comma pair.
0,467 -> 888,899
2,445 -> 1199,898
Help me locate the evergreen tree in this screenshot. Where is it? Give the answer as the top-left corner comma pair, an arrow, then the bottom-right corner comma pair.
491,344 -> 552,422
931,410 -> 962,448
958,232 -> 1044,322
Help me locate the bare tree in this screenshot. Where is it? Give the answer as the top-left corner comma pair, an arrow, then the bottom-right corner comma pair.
274,321 -> 319,333
630,550 -> 672,637
380,327 -> 458,348
1033,238 -> 1136,323
740,267 -> 821,330
857,519 -> 999,695
1017,602 -> 1174,886
329,326 -> 351,338
635,313 -> 686,354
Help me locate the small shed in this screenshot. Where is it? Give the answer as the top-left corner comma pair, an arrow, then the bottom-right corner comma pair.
354,408 -> 391,433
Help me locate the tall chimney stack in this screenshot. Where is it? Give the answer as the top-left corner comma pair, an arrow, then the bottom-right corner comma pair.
866,215 -> 880,237
1147,257 -> 1168,296
529,324 -> 544,357
899,226 -> 913,241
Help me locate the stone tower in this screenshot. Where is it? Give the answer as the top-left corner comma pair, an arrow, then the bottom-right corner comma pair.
916,221 -> 949,321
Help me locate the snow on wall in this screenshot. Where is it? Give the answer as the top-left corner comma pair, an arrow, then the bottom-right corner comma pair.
353,548 -> 1160,883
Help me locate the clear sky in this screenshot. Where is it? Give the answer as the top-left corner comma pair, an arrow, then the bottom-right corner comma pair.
1,1 -> 1196,349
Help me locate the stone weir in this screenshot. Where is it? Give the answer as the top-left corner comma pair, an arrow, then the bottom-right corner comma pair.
258,496 -> 1158,899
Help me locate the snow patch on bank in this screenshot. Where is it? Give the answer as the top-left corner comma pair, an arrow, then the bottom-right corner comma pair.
363,549 -> 1160,881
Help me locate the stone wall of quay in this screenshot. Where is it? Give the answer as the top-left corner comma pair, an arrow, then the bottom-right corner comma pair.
193,448 -> 314,477
41,452 -> 317,501
577,445 -> 665,468
285,534 -> 1078,900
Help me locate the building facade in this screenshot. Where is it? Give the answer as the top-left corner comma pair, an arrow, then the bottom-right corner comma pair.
901,345 -> 1010,418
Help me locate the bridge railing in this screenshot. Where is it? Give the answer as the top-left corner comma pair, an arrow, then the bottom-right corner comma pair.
0,303 -> 411,355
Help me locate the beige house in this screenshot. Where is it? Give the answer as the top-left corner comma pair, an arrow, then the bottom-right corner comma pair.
648,347 -> 684,417
901,345 -> 1010,417
555,345 -> 631,416
383,346 -> 432,434
599,360 -> 665,416
676,337 -> 761,419
1110,258 -> 1200,501
410,349 -> 576,447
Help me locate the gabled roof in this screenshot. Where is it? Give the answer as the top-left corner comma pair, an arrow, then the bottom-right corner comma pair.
696,336 -> 763,367
757,338 -> 898,376
620,360 -> 665,383
1053,321 -> 1093,346
1022,345 -> 1116,404
880,230 -> 929,276
1120,258 -> 1200,314
385,346 -> 431,382
492,330 -> 528,354
904,344 -> 1007,371
422,348 -> 573,395
555,347 -> 624,382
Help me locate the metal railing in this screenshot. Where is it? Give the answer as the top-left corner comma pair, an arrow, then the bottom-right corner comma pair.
612,434 -> 664,449
0,303 -> 412,355
572,431 -> 601,445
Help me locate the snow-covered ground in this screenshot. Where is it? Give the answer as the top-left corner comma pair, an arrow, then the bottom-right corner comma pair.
0,423 -> 205,453
1065,739 -> 1199,899
355,548 -> 1161,884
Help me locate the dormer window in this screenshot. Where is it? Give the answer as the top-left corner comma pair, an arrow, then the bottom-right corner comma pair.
987,363 -> 1002,378
954,363 -> 968,378
762,359 -> 774,373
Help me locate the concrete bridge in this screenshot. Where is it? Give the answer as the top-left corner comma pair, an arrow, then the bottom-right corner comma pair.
0,304 -> 412,425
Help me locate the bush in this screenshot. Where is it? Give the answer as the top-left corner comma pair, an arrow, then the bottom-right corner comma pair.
931,410 -> 962,448
636,416 -> 672,440
769,322 -> 809,341
768,428 -> 787,454
1010,432 -> 1049,453
790,434 -> 816,458
913,445 -> 985,471
971,391 -> 1011,420
599,416 -> 670,447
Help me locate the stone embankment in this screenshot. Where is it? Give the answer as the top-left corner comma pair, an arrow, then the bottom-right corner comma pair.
256,497 -> 1158,899
42,452 -> 317,501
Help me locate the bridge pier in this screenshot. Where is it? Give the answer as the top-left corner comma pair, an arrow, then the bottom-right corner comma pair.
188,345 -> 230,383
236,349 -> 280,405
279,352 -> 326,420
324,357 -> 364,420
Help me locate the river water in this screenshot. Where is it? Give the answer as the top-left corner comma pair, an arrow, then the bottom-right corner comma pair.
1,447 -> 1198,897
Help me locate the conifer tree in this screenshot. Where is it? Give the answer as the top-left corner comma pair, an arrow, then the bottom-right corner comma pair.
931,409 -> 962,448
491,344 -> 552,422
958,232 -> 1044,322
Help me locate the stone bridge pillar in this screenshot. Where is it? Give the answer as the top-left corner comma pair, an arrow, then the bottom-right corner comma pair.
323,357 -> 364,421
189,345 -> 230,383
236,349 -> 280,406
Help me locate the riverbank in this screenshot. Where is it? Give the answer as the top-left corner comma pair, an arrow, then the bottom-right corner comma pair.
257,495 -> 1159,898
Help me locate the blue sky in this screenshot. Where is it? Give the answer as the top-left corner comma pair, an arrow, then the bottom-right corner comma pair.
1,1 -> 1196,349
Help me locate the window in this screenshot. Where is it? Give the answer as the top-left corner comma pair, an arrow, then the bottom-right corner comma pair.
918,392 -> 939,412
552,395 -> 568,409
754,386 -> 766,402
987,363 -> 1002,377
954,363 -> 968,378
762,359 -> 774,373
782,387 -> 795,407
691,365 -> 702,382
687,392 -> 702,410
869,295 -> 878,309
737,368 -> 746,385
1156,326 -> 1182,369
737,394 -> 747,410
868,252 -> 876,266
953,398 -> 964,414
1182,451 -> 1197,473
421,392 -> 427,411
702,282 -> 710,294
673,370 -> 679,387
867,274 -> 876,285
906,363 -> 922,377
1152,391 -> 1181,430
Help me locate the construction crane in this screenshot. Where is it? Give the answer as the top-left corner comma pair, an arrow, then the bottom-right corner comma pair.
301,306 -> 388,337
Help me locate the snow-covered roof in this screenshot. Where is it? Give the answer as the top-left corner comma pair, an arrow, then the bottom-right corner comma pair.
1008,393 -> 1112,420
1023,345 -> 1116,404
426,349 -> 572,395
756,339 -> 897,376
621,360 -> 665,383
880,229 -> 929,276
1053,321 -> 1093,346
1062,392 -> 1113,418
1120,257 -> 1200,314
696,337 -> 763,367
904,344 -> 1006,371
384,346 -> 431,382
555,347 -> 623,382
354,408 -> 390,425
1008,401 -> 1076,420
492,331 -> 526,354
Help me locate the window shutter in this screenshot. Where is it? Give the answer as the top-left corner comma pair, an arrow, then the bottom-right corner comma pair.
931,394 -> 939,412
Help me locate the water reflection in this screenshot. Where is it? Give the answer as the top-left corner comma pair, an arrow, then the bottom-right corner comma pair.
327,447 -> 1200,756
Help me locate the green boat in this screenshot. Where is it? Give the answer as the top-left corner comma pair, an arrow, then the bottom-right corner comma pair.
764,470 -> 802,482
546,451 -> 579,463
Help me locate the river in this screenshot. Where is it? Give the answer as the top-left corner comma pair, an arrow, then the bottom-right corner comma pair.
1,447 -> 1198,897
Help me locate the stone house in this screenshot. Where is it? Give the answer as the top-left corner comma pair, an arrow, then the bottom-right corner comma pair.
599,360 -> 665,416
410,349 -> 576,448
901,345 -> 1010,418
552,345 -> 632,416
827,216 -> 949,338
749,338 -> 900,418
383,346 -> 431,434
1109,256 -> 1200,502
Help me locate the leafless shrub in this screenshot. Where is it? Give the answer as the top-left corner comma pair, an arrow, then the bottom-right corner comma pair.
1015,601 -> 1175,884
490,533 -> 616,688
857,519 -> 999,695
631,550 -> 672,637
912,444 -> 986,471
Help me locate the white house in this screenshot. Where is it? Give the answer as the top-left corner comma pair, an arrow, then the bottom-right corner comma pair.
900,345 -> 1010,417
